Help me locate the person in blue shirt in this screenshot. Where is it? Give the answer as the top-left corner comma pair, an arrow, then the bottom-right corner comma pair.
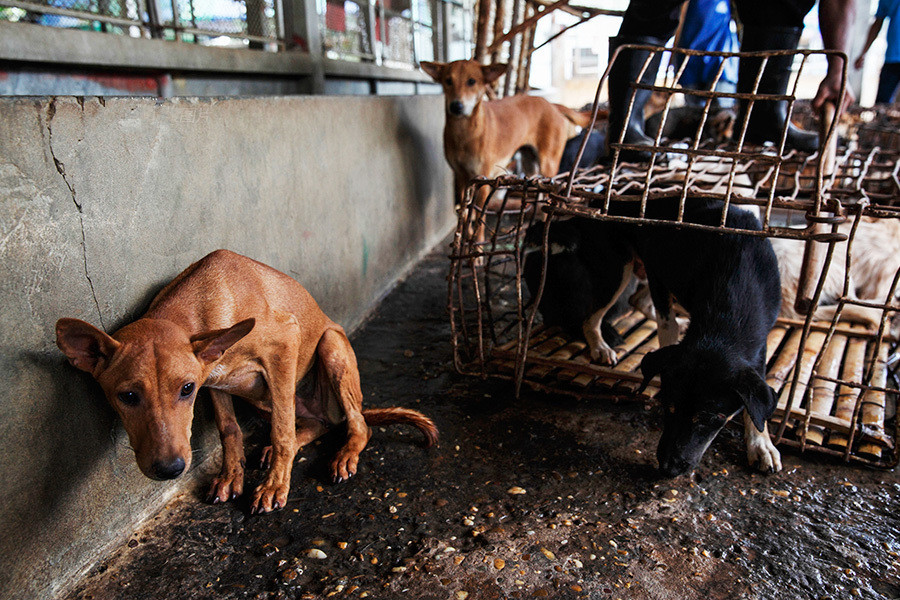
605,0 -> 856,160
673,0 -> 739,107
854,0 -> 900,103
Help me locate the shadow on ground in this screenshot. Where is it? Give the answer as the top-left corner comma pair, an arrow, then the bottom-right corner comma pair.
65,245 -> 900,600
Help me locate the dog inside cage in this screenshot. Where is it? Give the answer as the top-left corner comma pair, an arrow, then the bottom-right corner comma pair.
448,45 -> 900,471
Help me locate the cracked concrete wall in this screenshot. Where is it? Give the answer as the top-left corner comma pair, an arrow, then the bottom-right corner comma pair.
0,95 -> 454,600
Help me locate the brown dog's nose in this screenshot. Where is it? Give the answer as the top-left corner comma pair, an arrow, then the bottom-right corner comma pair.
449,101 -> 464,116
152,457 -> 186,480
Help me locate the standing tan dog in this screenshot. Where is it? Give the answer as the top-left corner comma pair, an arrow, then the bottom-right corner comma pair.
56,250 -> 437,514
421,59 -> 576,243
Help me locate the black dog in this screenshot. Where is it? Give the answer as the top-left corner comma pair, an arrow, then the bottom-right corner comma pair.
533,197 -> 782,476
523,218 -> 630,352
645,105 -> 736,145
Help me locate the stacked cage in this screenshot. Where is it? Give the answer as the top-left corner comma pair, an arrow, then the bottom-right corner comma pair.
448,46 -> 900,467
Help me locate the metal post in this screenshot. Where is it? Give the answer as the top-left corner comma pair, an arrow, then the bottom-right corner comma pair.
282,0 -> 325,91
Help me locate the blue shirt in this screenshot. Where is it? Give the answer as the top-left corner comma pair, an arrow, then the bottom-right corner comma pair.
674,0 -> 739,88
876,0 -> 900,63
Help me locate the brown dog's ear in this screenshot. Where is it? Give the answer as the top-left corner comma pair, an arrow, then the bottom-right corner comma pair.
732,368 -> 777,432
56,318 -> 121,374
191,318 -> 255,363
481,63 -> 508,84
420,61 -> 447,82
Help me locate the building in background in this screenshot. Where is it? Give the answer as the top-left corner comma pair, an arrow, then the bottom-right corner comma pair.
0,0 -> 473,94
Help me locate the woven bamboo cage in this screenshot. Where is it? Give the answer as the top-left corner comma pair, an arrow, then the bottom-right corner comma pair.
447,45 -> 900,468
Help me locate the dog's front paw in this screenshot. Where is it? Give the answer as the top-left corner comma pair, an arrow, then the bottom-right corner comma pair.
250,481 -> 289,514
590,344 -> 618,366
330,448 -> 361,484
207,466 -> 244,504
746,435 -> 782,473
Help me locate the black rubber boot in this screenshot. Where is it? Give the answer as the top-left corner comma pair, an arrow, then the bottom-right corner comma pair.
735,26 -> 819,152
604,35 -> 665,162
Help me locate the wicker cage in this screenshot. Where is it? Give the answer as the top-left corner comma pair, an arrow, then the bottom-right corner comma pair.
447,45 -> 900,468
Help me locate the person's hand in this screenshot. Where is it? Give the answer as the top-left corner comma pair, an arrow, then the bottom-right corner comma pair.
812,68 -> 855,113
854,54 -> 865,70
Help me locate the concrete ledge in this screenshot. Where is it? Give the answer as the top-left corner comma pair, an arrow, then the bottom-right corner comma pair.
0,21 -> 315,74
323,58 -> 433,83
0,21 -> 435,84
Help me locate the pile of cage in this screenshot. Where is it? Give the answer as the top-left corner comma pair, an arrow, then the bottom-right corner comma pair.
447,45 -> 900,467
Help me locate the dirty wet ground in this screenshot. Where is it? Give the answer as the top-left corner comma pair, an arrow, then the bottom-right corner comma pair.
66,246 -> 900,600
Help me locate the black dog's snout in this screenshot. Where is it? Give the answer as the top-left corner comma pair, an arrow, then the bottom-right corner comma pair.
449,101 -> 464,116
152,457 -> 186,479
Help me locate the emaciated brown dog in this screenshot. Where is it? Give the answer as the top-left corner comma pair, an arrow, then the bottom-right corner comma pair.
56,250 -> 437,513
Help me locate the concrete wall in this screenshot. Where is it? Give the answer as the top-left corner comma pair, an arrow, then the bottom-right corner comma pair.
0,94 -> 454,600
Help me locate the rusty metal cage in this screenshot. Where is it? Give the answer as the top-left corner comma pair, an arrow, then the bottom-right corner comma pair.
447,45 -> 900,468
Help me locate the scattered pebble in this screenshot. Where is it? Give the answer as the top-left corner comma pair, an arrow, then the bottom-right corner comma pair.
494,559 -> 506,570
540,548 -> 555,560
507,487 -> 527,495
305,549 -> 327,560
456,591 -> 469,600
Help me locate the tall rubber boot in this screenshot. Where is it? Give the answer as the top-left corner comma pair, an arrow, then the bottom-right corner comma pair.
735,26 -> 819,152
604,35 -> 665,162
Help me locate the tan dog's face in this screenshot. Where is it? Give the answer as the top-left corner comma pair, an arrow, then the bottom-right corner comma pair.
421,60 -> 507,117
56,317 -> 253,480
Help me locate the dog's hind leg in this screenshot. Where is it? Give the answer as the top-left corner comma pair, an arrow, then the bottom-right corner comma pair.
649,279 -> 680,347
207,389 -> 246,504
317,328 -> 371,483
656,306 -> 680,347
744,412 -> 782,473
584,261 -> 633,365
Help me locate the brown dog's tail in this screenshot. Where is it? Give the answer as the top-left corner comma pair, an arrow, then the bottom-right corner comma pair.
553,103 -> 607,129
362,407 -> 439,447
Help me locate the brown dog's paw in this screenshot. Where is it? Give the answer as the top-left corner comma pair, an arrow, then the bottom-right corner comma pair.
330,449 -> 361,484
207,468 -> 244,504
250,482 -> 289,514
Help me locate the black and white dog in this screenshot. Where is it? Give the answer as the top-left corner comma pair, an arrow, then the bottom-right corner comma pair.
523,217 -> 630,353
525,197 -> 782,477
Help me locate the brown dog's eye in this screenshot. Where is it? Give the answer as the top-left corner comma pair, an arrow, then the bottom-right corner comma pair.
117,391 -> 139,406
467,77 -> 476,86
180,382 -> 195,398
445,77 -> 452,86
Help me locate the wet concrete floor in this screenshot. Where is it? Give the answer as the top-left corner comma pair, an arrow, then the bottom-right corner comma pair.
66,246 -> 900,600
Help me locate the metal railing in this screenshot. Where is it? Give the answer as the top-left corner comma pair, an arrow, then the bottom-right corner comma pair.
0,0 -> 285,48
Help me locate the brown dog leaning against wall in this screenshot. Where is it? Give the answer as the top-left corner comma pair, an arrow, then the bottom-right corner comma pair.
421,59 -> 583,242
55,250 -> 438,514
